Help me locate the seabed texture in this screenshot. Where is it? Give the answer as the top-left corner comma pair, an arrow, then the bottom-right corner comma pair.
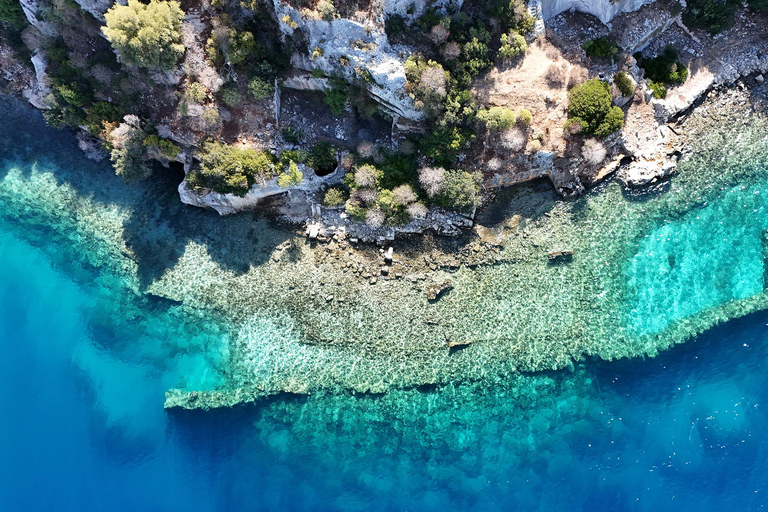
2,88 -> 768,410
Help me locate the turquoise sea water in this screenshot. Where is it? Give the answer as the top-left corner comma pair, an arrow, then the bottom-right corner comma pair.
2,98 -> 768,510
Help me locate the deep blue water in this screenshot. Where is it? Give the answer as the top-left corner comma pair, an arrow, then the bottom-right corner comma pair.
2,224 -> 767,511
1,100 -> 767,511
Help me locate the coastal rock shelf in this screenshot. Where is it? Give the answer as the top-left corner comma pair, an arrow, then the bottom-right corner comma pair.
1,88 -> 768,410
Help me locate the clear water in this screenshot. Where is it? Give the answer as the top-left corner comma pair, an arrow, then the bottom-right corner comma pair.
2,98 -> 768,510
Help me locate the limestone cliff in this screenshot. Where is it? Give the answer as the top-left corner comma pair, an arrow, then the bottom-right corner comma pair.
538,0 -> 656,23
273,0 -> 422,121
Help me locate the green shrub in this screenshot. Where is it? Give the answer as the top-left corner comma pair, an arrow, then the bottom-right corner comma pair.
567,79 -> 624,137
0,0 -> 27,29
219,86 -> 243,107
682,0 -> 738,34
85,102 -> 124,136
377,153 -> 418,190
749,0 -> 768,11
248,77 -> 273,100
277,160 -> 303,188
308,141 -> 337,174
462,36 -> 492,77
143,134 -> 180,159
384,15 -> 407,38
582,37 -> 620,59
477,106 -> 516,131
419,126 -> 474,166
323,187 -> 346,207
517,108 -> 532,126
102,0 -> 185,70
280,149 -> 308,166
649,81 -> 667,99
108,117 -> 151,183
324,79 -> 348,115
613,72 -> 634,97
498,31 -> 527,60
186,82 -> 208,104
377,189 -> 409,225
282,126 -> 303,144
317,0 -> 335,20
55,83 -> 85,107
434,170 -> 482,210
188,140 -> 274,196
635,47 -> 688,85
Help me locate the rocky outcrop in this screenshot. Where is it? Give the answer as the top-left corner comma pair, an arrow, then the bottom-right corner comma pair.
381,0 -> 463,20
179,164 -> 341,215
539,0 -> 655,23
618,156 -> 676,187
72,0 -> 117,21
23,52 -> 50,110
273,0 -> 422,121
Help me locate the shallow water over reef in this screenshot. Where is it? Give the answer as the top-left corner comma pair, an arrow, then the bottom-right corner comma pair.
2,94 -> 768,509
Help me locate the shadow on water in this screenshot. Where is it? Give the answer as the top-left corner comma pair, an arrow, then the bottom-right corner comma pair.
475,177 -> 560,228
0,97 -> 293,290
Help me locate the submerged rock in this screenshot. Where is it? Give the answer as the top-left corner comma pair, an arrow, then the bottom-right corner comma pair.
426,280 -> 453,301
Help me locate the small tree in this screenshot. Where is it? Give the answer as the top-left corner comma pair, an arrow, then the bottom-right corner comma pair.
278,161 -> 304,187
323,188 -> 346,207
613,72 -> 634,97
498,31 -> 527,60
102,0 -> 185,70
108,115 -> 151,183
566,79 -> 624,137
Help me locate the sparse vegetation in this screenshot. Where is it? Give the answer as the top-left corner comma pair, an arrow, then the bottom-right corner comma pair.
477,107 -> 516,131
683,0 -> 738,35
613,72 -> 634,97
582,37 -> 620,60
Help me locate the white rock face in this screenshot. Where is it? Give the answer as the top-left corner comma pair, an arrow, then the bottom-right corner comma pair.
19,0 -> 55,35
23,52 -> 51,110
538,0 -> 655,23
619,157 -> 676,188
381,0 -> 463,20
273,0 -> 422,121
179,164 -> 341,215
73,0 -> 119,21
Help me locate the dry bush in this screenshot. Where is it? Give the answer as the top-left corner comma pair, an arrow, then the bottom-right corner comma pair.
418,166 -> 445,197
357,140 -> 376,159
366,207 -> 385,228
354,164 -> 380,188
407,202 -> 428,219
352,187 -> 378,205
545,63 -> 568,88
567,67 -> 589,90
398,139 -> 415,154
544,45 -> 560,60
420,66 -> 447,98
581,139 -> 607,166
430,25 -> 450,45
392,184 -> 417,205
500,127 -> 527,152
487,157 -> 503,171
341,153 -> 356,170
441,42 -> 461,61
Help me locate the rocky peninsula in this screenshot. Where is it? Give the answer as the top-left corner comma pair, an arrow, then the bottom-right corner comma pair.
1,0 -> 768,409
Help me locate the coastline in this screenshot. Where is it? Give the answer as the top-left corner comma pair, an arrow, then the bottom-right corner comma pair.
6,74 -> 768,409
